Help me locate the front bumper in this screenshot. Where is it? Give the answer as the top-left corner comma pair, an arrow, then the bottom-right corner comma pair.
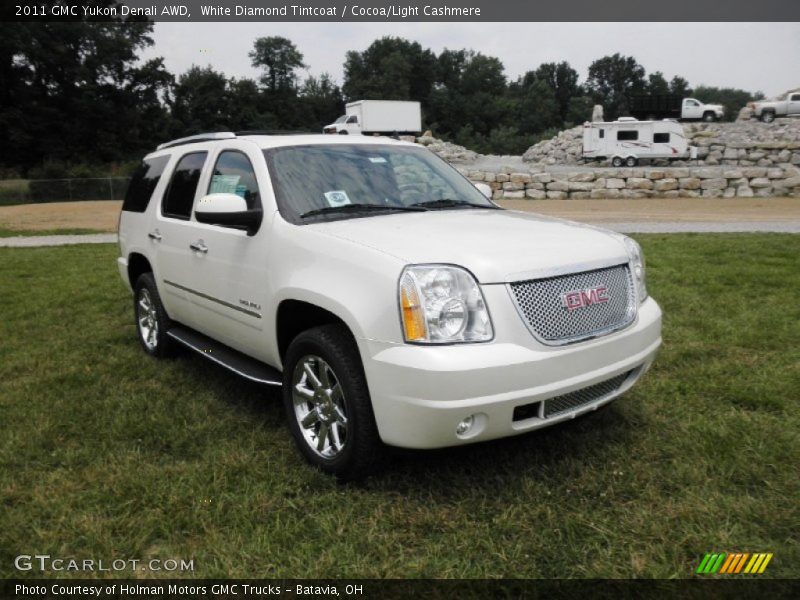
360,295 -> 662,449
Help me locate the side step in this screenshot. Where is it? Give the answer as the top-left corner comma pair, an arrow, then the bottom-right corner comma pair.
166,325 -> 282,386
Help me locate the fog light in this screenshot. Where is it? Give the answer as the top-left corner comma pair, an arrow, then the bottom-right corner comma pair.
456,415 -> 475,436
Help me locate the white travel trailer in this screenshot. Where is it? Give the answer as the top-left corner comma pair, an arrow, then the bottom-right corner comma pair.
582,118 -> 693,167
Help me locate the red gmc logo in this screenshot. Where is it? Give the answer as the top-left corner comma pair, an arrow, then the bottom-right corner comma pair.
560,286 -> 610,311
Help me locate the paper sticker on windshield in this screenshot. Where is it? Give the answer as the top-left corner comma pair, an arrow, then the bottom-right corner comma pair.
368,157 -> 387,164
209,174 -> 240,194
324,190 -> 351,207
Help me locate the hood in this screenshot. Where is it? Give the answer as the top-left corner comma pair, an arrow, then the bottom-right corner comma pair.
310,209 -> 629,284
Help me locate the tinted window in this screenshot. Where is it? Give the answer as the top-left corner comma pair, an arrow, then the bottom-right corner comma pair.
617,130 -> 639,141
599,129 -> 605,138
162,152 -> 207,220
122,156 -> 169,213
791,94 -> 800,101
207,151 -> 261,209
654,133 -> 670,143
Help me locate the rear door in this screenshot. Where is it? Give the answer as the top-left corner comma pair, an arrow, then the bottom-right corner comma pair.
151,150 -> 209,326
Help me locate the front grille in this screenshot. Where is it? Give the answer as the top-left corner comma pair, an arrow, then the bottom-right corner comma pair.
543,371 -> 632,418
509,264 -> 635,344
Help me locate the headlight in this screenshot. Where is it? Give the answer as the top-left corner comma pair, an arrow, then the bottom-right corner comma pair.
624,237 -> 648,303
399,265 -> 493,343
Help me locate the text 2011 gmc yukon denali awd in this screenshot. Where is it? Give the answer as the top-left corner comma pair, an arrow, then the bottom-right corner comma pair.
117,131 -> 662,479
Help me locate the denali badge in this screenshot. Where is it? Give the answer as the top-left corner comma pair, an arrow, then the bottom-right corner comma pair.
560,286 -> 610,311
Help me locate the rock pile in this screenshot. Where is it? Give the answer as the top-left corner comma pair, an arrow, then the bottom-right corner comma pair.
520,119 -> 800,169
416,133 -> 480,163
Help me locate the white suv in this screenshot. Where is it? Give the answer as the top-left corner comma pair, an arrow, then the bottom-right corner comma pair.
117,131 -> 662,479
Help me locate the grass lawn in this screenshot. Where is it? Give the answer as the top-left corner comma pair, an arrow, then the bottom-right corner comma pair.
0,226 -> 106,238
0,235 -> 798,579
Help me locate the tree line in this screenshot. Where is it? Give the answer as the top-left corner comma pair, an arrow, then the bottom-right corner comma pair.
0,17 -> 764,178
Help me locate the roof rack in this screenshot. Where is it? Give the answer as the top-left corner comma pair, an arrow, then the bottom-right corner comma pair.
234,129 -> 319,136
156,132 -> 236,151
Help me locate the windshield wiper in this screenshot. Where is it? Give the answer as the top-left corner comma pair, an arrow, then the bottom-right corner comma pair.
408,198 -> 499,210
300,203 -> 426,219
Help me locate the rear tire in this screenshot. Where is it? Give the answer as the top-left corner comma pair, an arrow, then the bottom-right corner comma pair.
282,324 -> 383,480
133,273 -> 176,358
612,156 -> 624,168
625,156 -> 638,168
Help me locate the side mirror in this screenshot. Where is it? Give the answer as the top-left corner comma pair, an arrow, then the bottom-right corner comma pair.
195,193 -> 263,235
474,182 -> 493,199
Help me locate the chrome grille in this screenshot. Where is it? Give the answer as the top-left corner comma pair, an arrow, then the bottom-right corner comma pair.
509,264 -> 636,344
544,371 -> 632,418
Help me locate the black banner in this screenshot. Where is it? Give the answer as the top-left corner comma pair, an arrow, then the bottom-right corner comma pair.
4,0 -> 800,22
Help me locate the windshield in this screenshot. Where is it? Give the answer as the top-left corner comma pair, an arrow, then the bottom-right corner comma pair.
334,115 -> 348,124
264,144 -> 497,223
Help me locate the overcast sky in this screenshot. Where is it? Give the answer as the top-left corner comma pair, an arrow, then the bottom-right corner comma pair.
142,22 -> 799,98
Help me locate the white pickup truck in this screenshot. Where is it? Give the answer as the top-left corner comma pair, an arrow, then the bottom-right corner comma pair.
750,92 -> 800,122
117,131 -> 661,479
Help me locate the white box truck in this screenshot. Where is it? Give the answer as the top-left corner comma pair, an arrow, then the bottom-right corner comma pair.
582,118 -> 694,167
323,100 -> 422,135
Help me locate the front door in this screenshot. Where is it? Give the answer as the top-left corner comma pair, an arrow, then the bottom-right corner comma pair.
788,93 -> 800,116
682,99 -> 702,119
181,144 -> 272,361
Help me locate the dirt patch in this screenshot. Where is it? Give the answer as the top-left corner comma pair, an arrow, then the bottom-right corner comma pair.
1,198 -> 799,232
498,197 -> 800,223
0,201 -> 121,232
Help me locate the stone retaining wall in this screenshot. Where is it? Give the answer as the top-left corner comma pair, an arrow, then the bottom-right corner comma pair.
458,165 -> 800,200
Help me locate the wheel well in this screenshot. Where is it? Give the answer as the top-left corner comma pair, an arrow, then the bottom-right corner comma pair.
128,253 -> 152,287
277,300 -> 350,362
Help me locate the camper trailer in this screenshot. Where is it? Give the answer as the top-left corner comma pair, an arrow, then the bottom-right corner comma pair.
582,118 -> 693,167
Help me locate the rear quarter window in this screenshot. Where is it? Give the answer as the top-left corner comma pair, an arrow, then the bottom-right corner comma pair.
122,156 -> 170,213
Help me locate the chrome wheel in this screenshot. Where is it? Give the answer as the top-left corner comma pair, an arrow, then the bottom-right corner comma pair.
137,288 -> 159,351
291,355 -> 348,459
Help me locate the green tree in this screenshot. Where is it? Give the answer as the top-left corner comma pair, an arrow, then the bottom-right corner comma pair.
299,73 -> 344,131
585,53 -> 647,120
342,37 -> 437,103
669,76 -> 692,97
647,71 -> 670,95
249,36 -> 306,93
172,66 -> 231,133
533,62 -> 581,123
0,12 -> 172,171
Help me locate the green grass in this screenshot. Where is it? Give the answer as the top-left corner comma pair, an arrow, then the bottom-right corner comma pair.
0,236 -> 798,579
0,227 -> 106,238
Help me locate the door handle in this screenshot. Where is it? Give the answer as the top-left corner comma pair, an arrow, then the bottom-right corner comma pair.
189,241 -> 208,254
147,230 -> 162,241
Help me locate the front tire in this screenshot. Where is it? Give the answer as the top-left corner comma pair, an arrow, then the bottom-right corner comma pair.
133,272 -> 175,358
703,112 -> 716,122
625,156 -> 638,167
760,111 -> 775,123
282,324 -> 383,480
612,156 -> 624,168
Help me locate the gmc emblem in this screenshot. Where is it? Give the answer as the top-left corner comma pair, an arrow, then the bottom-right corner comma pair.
560,286 -> 610,311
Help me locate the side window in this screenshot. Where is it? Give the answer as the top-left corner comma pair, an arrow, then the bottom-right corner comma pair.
162,152 -> 207,220
122,155 -> 169,213
599,129 -> 605,139
791,94 -> 800,101
686,100 -> 699,107
207,151 -> 261,210
347,115 -> 358,124
654,133 -> 670,143
617,130 -> 638,141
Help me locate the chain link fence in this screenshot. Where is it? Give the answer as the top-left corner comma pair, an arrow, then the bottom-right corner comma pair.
0,177 -> 131,206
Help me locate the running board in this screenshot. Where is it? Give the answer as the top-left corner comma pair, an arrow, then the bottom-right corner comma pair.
167,325 -> 282,386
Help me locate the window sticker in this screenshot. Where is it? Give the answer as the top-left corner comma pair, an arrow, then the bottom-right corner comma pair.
209,174 -> 240,194
324,190 -> 351,207
368,157 -> 387,164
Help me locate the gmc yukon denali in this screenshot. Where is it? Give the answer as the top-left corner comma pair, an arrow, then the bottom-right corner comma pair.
117,132 -> 662,479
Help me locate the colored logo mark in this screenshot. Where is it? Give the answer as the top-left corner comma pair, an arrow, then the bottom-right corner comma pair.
696,552 -> 773,574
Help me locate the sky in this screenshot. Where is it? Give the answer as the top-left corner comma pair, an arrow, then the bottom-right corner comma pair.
142,22 -> 800,98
